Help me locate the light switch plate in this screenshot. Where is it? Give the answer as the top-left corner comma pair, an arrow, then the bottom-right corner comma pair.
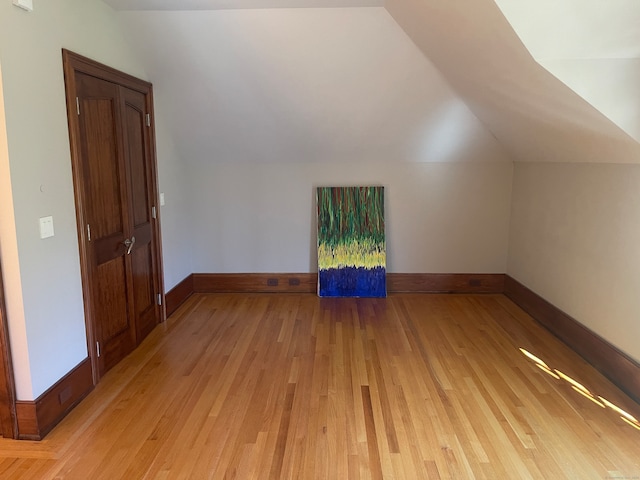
39,216 -> 54,239
160,193 -> 165,206
13,0 -> 33,12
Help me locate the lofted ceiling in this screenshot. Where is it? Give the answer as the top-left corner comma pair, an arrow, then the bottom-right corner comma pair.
105,0 -> 640,164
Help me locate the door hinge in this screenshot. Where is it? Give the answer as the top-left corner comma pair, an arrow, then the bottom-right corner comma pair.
151,206 -> 157,219
76,97 -> 80,115
157,294 -> 162,306
96,341 -> 101,358
146,113 -> 151,127
86,224 -> 91,242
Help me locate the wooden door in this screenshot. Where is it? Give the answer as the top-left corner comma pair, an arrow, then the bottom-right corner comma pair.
0,257 -> 17,438
121,87 -> 160,343
63,50 -> 164,381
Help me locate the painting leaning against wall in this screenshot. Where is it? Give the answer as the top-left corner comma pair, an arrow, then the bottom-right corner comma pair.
316,186 -> 386,297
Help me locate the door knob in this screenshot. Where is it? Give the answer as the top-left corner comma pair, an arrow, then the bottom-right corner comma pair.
122,236 -> 136,255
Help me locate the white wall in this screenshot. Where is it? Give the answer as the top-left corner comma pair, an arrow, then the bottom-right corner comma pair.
153,93 -> 194,290
0,0 -> 149,400
0,63 -> 32,399
508,162 -> 640,363
190,161 -> 513,274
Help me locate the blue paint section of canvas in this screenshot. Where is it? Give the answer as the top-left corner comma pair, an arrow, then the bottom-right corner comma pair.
318,266 -> 387,298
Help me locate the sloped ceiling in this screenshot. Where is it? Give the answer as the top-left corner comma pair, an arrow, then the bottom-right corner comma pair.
385,0 -> 640,164
494,0 -> 640,143
116,8 -> 508,164
105,0 -> 640,164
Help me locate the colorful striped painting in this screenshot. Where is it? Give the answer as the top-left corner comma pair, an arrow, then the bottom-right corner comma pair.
317,186 -> 386,297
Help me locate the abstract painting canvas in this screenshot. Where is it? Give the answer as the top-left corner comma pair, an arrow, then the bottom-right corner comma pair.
317,186 -> 386,297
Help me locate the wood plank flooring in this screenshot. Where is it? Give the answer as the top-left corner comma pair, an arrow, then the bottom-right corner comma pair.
1,293 -> 639,479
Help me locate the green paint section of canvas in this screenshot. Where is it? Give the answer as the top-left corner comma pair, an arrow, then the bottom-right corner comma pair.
316,186 -> 385,270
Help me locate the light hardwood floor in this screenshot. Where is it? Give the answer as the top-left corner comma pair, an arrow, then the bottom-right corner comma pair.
1,293 -> 639,479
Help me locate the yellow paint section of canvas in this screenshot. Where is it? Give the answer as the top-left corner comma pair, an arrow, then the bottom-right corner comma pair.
318,241 -> 386,270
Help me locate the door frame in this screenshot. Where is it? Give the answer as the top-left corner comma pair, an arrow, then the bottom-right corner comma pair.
0,256 -> 17,438
62,49 -> 165,384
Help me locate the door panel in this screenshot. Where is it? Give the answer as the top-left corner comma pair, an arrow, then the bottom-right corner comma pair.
132,244 -> 153,317
96,260 -> 130,342
82,96 -> 125,239
132,243 -> 156,340
124,104 -> 150,227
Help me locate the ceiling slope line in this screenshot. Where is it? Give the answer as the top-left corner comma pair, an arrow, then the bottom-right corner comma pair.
103,0 -> 384,11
